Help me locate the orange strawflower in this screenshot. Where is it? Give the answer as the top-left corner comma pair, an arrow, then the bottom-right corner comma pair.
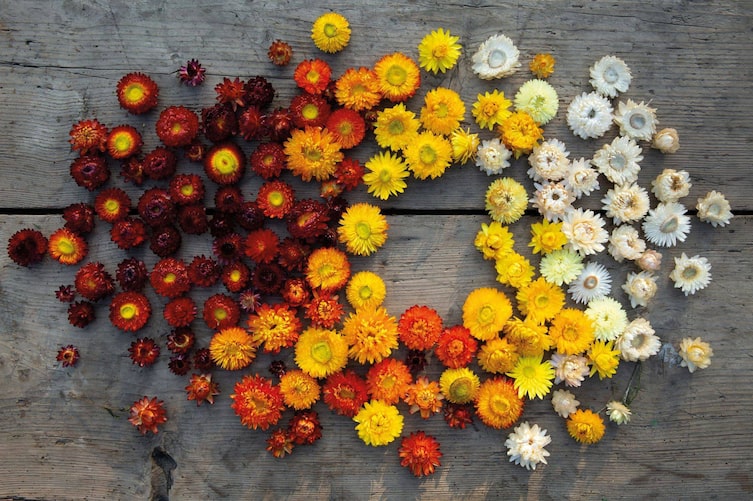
293,59 -> 332,95
474,377 -> 524,429
399,431 -> 442,477
335,67 -> 382,111
366,358 -> 413,405
305,247 -> 351,292
304,291 -> 344,328
248,303 -> 302,354
230,374 -> 285,430
284,126 -> 344,182
185,373 -> 220,406
128,396 -> 167,435
279,369 -> 321,410
529,53 -> 556,79
373,52 -> 421,102
398,305 -> 443,351
322,370 -> 369,417
209,326 -> 256,370
326,108 -> 366,149
116,72 -> 159,114
48,228 -> 88,265
69,119 -> 108,155
404,376 -> 444,419
434,325 -> 478,368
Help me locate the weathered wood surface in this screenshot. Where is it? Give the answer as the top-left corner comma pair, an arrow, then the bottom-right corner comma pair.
1,1 -> 752,499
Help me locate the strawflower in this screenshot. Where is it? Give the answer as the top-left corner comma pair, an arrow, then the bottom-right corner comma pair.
462,287 -> 513,341
323,370 -> 369,417
373,52 -> 421,102
284,126 -> 343,182
528,219 -> 568,255
293,59 -> 331,95
398,305 -> 443,351
418,28 -> 461,74
566,409 -> 605,444
539,248 -> 584,286
373,103 -> 420,152
477,337 -> 519,374
590,55 -> 631,98
471,33 -> 520,79
48,228 -> 88,265
326,108 -> 366,149
588,340 -> 621,379
476,138 -> 512,176
231,375 -> 285,430
515,277 -> 565,325
514,79 -> 559,125
128,396 -> 167,435
548,308 -> 595,355
353,400 -> 404,446
363,150 -> 410,200
505,421 -> 551,471
551,388 -> 580,417
249,303 -> 301,354
678,336 -> 714,373
279,370 -> 321,410
475,377 -> 524,429
338,202 -> 389,256
434,325 -> 478,368
529,53 -> 556,78
473,90 -> 513,131
399,432 -> 443,477
669,253 -> 712,296
403,131 -> 453,180
185,374 -> 219,406
499,111 -> 543,159
404,377 -> 444,419
585,296 -> 628,342
450,127 -> 480,164
56,345 -> 80,368
616,317 -> 661,362
439,367 -> 480,404
420,87 -> 466,135
209,326 -> 256,370
551,353 -> 590,388
342,305 -> 399,364
485,177 -> 528,224
346,270 -> 387,310
311,12 -> 351,53
507,355 -> 555,400
696,191 -> 733,227
622,270 -> 659,308
366,358 -> 413,405
335,67 -> 382,111
474,220 -> 515,261
305,247 -> 351,292
606,401 -> 632,425
495,252 -> 535,289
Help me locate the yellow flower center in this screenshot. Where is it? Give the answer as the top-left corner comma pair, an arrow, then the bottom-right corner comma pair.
386,65 -> 407,86
214,308 -> 228,321
113,134 -> 132,152
302,103 -> 320,120
490,395 -> 511,414
483,102 -> 499,116
268,191 -> 284,207
447,339 -> 465,357
57,239 -> 75,255
318,263 -> 335,279
230,270 -> 241,282
534,293 -> 549,308
125,84 -> 145,102
163,272 -> 176,284
449,377 -> 472,400
104,199 -> 120,214
433,103 -> 449,118
213,150 -> 239,175
419,145 -> 437,165
120,304 -> 137,320
303,146 -> 323,162
358,286 -> 372,300
171,122 -> 184,134
432,45 -> 448,59
323,23 -> 338,38
388,119 -> 405,135
306,70 -> 320,84
478,305 -> 494,324
337,121 -> 353,135
356,222 -> 372,240
562,325 -> 579,341
180,184 -> 194,196
521,364 -> 537,378
379,169 -> 393,183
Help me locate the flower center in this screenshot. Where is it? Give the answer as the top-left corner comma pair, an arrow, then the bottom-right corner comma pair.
482,102 -> 499,116
681,265 -> 699,280
58,239 -> 75,255
419,145 -> 437,165
660,216 -> 679,234
478,305 -> 495,324
386,65 -> 407,86
104,199 -> 120,214
388,119 -> 405,135
629,113 -> 646,130
304,146 -> 323,162
432,45 -> 448,59
126,84 -> 145,102
302,103 -> 320,120
603,66 -> 619,84
214,308 -> 228,321
583,276 -> 598,290
120,304 -> 137,320
358,286 -> 372,300
488,49 -> 507,69
306,70 -> 320,84
311,341 -> 333,363
114,134 -> 132,151
213,150 -> 238,175
324,23 -> 338,38
534,294 -> 549,308
163,272 -> 176,284
356,222 -> 372,240
268,191 -> 284,207
491,395 -> 511,414
449,377 -> 472,401
522,364 -> 537,378
609,153 -> 627,170
180,184 -> 194,196
433,103 -> 449,118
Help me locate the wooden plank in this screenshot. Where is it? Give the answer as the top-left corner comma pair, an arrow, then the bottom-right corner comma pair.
1,213 -> 751,499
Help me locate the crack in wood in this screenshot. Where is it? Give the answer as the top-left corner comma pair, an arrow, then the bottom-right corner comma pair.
150,447 -> 177,501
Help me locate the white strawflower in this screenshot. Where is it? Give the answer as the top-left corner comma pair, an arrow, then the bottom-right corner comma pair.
608,225 -> 646,262
678,336 -> 713,373
590,55 -> 632,98
472,34 -> 521,79
563,157 -> 600,199
592,135 -> 643,185
606,401 -> 632,425
476,138 -> 512,175
567,91 -> 613,139
669,252 -> 712,296
696,191 -> 733,227
601,183 -> 650,225
551,353 -> 590,387
551,389 -> 580,417
614,99 -> 658,141
616,317 -> 661,362
531,182 -> 575,222
652,127 -> 680,153
568,261 -> 612,305
642,202 -> 691,248
622,271 -> 659,308
562,208 -> 609,256
504,421 -> 552,471
527,138 -> 570,182
651,168 -> 691,203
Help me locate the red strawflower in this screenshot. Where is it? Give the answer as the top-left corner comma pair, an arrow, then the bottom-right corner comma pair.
203,293 -> 240,330
186,373 -> 219,406
238,289 -> 263,314
215,77 -> 246,111
137,188 -> 176,227
209,211 -> 236,238
304,291 -> 344,328
281,277 -> 311,308
289,93 -> 331,129
94,187 -> 131,223
128,396 -> 167,435
48,227 -> 88,265
250,262 -> 286,296
288,410 -> 322,445
117,73 -> 159,115
266,428 -> 295,458
286,199 -> 330,241
109,291 -> 151,332
163,296 -> 197,328
56,345 -> 80,368
322,370 -> 369,417
269,360 -> 287,378
167,327 -> 196,354
106,124 -> 143,159
398,305 -> 444,351
168,354 -> 192,376
150,257 -> 190,298
201,103 -> 238,143
214,186 -> 244,214
236,201 -> 265,232
334,158 -> 365,192
268,39 -> 293,66
178,59 -> 206,86
188,255 -> 221,287
184,140 -> 207,162
156,105 -> 199,147
399,431 -> 443,477
257,180 -> 296,219
231,374 -> 285,430
129,337 -> 160,367
405,349 -> 428,374
55,285 -> 76,302
293,59 -> 332,95
249,142 -> 286,179
435,325 -> 478,368
277,237 -> 310,272
366,358 -> 413,405
263,107 -> 293,142
169,174 -> 205,205
116,257 -> 148,292
245,76 -> 276,108
74,261 -> 115,302
193,348 -> 214,372
320,180 -> 344,199
7,228 -> 47,267
120,156 -> 145,185
443,403 -> 474,429
63,203 -> 96,235
143,146 -> 178,181
70,154 -> 110,191
204,142 -> 245,185
149,224 -> 182,257
212,232 -> 244,265
178,205 -> 209,235
238,105 -> 265,141
326,108 -> 366,149
69,118 -> 108,155
68,300 -> 95,328
244,228 -> 280,264
221,260 -> 251,293
110,217 -> 147,250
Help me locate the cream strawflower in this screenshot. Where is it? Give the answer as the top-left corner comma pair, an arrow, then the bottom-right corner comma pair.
606,401 -> 632,425
696,191 -> 733,227
568,261 -> 612,305
561,208 -> 609,256
551,353 -> 590,387
476,138 -> 511,176
592,135 -> 643,185
566,92 -> 613,139
551,388 -> 580,417
504,421 -> 551,471
622,271 -> 658,308
602,183 -> 650,225
471,34 -> 521,79
563,157 -> 600,199
531,182 -> 575,222
589,55 -> 632,98
669,252 -> 712,296
514,79 -> 559,125
585,297 -> 628,342
616,317 -> 661,362
527,138 -> 570,182
637,249 -> 663,273
652,127 -> 680,153
651,168 -> 692,203
642,202 -> 691,248
608,225 -> 646,262
539,249 -> 584,286
678,336 -> 713,373
614,99 -> 658,141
